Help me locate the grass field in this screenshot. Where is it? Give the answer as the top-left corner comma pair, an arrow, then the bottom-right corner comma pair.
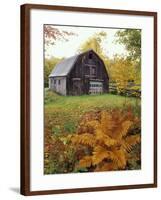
44,89 -> 141,135
44,90 -> 141,174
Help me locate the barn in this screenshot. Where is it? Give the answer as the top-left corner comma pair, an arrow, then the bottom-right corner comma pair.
49,49 -> 109,96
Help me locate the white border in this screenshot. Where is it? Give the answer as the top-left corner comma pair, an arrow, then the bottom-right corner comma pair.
30,9 -> 154,191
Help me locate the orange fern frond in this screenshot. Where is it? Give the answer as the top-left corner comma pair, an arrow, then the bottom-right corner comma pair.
94,162 -> 117,172
125,135 -> 141,147
77,156 -> 92,169
119,120 -> 133,138
113,149 -> 127,169
92,146 -> 111,165
100,111 -> 116,135
72,133 -> 96,147
95,129 -> 117,147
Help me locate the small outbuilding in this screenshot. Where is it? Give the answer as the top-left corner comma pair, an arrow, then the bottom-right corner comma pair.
49,49 -> 109,96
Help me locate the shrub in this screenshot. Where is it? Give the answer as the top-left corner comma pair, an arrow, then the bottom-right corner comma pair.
44,134 -> 77,174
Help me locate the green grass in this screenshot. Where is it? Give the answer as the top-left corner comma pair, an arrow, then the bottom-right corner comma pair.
45,90 -> 141,135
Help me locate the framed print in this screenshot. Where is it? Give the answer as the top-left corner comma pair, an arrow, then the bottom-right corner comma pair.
20,4 -> 157,196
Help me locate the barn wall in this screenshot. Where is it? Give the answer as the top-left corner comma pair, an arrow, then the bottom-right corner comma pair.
67,50 -> 109,95
49,77 -> 67,95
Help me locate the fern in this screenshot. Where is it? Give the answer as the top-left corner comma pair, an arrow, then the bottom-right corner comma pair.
72,133 -> 96,147
77,156 -> 92,168
92,146 -> 111,165
72,109 -> 141,172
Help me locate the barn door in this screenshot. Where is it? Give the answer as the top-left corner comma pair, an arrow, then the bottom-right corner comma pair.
73,80 -> 82,95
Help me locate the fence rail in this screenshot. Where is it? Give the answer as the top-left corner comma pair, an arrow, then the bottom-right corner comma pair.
109,83 -> 141,97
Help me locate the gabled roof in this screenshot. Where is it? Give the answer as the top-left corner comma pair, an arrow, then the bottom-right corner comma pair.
49,49 -> 106,78
49,54 -> 79,77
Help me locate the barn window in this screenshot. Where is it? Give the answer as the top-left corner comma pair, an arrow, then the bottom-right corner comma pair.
89,53 -> 92,59
58,80 -> 61,85
54,80 -> 56,84
89,81 -> 103,94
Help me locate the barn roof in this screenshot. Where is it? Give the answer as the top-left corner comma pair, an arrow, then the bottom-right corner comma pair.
49,54 -> 79,77
49,49 -> 106,77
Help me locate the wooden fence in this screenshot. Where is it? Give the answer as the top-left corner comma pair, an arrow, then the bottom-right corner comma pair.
109,82 -> 141,98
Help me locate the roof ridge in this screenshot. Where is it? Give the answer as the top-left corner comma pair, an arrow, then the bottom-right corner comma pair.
49,49 -> 95,77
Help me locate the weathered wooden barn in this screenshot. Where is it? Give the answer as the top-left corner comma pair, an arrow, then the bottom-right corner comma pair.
49,49 -> 109,95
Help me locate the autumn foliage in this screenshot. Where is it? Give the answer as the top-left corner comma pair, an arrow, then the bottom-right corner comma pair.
72,109 -> 141,172
44,92 -> 141,174
44,27 -> 142,174
44,25 -> 76,46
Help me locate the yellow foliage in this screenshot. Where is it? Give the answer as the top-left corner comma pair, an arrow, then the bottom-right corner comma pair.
92,146 -> 111,165
95,162 -> 117,172
108,56 -> 140,93
77,156 -> 92,168
112,148 -> 126,169
72,133 -> 96,147
72,109 -> 141,172
125,135 -> 141,147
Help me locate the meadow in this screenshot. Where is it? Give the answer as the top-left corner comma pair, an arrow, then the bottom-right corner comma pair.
45,90 -> 140,134
44,90 -> 141,174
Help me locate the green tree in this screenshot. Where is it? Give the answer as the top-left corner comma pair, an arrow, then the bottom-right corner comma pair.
115,29 -> 141,96
115,29 -> 141,63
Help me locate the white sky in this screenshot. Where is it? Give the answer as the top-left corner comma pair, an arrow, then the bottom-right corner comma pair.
45,25 -> 128,59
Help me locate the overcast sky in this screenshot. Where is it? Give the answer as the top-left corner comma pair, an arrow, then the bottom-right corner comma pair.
45,25 -> 128,59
